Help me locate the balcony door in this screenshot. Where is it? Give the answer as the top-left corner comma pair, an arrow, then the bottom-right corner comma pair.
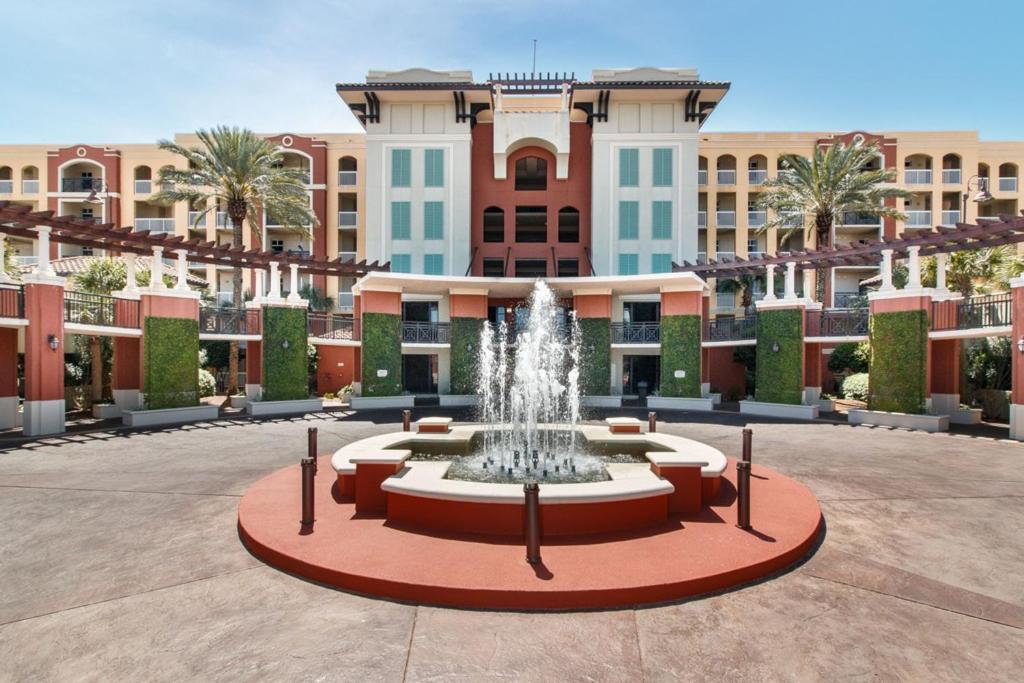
623,301 -> 660,323
402,301 -> 438,323
623,355 -> 660,397
402,354 -> 438,394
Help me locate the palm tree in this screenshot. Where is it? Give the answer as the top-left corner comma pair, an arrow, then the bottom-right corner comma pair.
151,127 -> 316,394
716,274 -> 759,313
298,284 -> 333,313
923,247 -> 1024,297
756,140 -> 911,301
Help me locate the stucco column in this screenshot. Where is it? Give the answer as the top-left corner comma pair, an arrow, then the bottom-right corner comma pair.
784,262 -> 797,300
254,268 -> 265,302
22,272 -> 66,436
286,264 -> 301,304
111,292 -> 142,413
573,291 -> 613,398
0,240 -> 13,284
0,326 -> 18,428
907,246 -> 922,289
34,226 -> 56,278
802,269 -> 814,303
879,249 -> 895,292
763,265 -> 777,301
124,253 -> 139,293
149,246 -> 165,290
803,341 -> 822,404
935,253 -> 948,294
658,281 -> 706,401
174,249 -> 189,291
268,262 -> 282,300
1009,277 -> 1024,440
244,302 -> 263,401
867,287 -> 934,419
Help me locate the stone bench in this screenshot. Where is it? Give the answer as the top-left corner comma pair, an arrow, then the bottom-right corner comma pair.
605,417 -> 644,434
416,416 -> 453,434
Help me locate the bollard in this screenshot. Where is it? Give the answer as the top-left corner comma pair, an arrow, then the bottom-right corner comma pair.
301,457 -> 315,527
648,411 -> 657,433
736,459 -> 751,530
307,427 -> 318,475
741,427 -> 752,463
524,481 -> 542,565
402,410 -> 411,432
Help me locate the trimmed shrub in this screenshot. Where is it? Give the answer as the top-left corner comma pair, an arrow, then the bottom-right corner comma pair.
144,316 -> 199,409
576,317 -> 611,395
868,309 -> 928,414
262,306 -> 309,401
841,372 -> 869,402
828,342 -> 870,374
754,308 -> 804,405
659,315 -> 702,398
449,317 -> 484,395
198,369 -> 216,398
361,312 -> 402,396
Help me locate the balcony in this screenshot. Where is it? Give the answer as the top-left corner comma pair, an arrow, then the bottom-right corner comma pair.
716,251 -> 736,262
338,251 -> 357,264
309,313 -> 359,340
932,293 -> 1011,332
833,292 -> 867,308
0,284 -> 25,319
747,210 -> 766,228
781,212 -> 803,228
15,255 -> 37,266
61,177 -> 103,193
716,170 -> 736,185
22,180 -> 39,194
200,306 -> 248,336
338,170 -> 357,186
215,291 -> 234,306
748,250 -> 767,259
904,169 -> 932,185
136,218 -> 175,233
216,212 -> 233,229
940,210 -> 961,226
697,211 -> 707,228
401,321 -> 450,344
697,251 -> 707,264
188,211 -> 207,228
716,211 -> 736,228
0,180 -> 12,194
905,211 -> 932,228
697,169 -> 708,186
611,322 -> 660,344
703,315 -> 757,342
941,169 -> 961,184
338,211 -> 357,228
337,292 -> 354,310
135,180 -> 152,194
999,177 -> 1018,192
748,169 -> 767,185
64,291 -> 139,328
839,212 -> 880,227
806,309 -> 869,337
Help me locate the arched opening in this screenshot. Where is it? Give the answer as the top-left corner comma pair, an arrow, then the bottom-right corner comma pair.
978,162 -> 990,180
20,165 -> 39,194
903,154 -> 933,184
941,154 -> 962,184
999,163 -> 1018,192
276,150 -> 311,184
716,154 -> 736,185
515,156 -> 547,191
338,156 -> 358,186
747,154 -> 767,184
483,207 -> 504,242
698,156 -> 708,185
158,165 -> 175,193
0,166 -> 12,194
134,165 -> 152,194
59,160 -> 103,193
558,207 -> 580,243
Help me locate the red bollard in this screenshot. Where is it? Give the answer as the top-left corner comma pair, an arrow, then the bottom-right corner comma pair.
736,459 -> 751,530
301,457 -> 315,528
648,411 -> 657,433
402,410 -> 411,432
307,427 -> 318,475
524,482 -> 542,565
742,427 -> 752,463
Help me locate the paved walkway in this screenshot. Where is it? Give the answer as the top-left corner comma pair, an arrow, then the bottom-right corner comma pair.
1,410 -> 1022,681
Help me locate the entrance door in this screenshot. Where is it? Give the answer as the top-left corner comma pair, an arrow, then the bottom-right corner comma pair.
623,355 -> 660,397
402,354 -> 438,394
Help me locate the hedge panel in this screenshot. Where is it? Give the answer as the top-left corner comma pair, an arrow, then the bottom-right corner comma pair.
577,317 -> 611,395
262,306 -> 308,401
143,316 -> 199,409
659,314 -> 702,398
868,309 -> 928,414
754,308 -> 804,405
449,317 -> 484,395
361,312 -> 402,396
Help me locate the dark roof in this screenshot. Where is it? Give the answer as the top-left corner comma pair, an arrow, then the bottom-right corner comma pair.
337,80 -> 730,93
19,255 -> 209,287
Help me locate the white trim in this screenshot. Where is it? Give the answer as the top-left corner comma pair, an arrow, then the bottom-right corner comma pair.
402,342 -> 449,351
0,317 -> 29,328
64,322 -> 141,338
308,337 -> 361,347
199,333 -> 262,342
805,335 -> 868,344
702,339 -> 756,348
929,326 -> 1011,340
611,343 -> 660,350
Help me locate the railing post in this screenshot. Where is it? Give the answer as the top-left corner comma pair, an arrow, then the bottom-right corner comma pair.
307,427 -> 318,475
648,411 -> 657,433
524,481 -> 542,564
742,427 -> 752,463
736,459 -> 751,530
300,457 -> 315,528
402,410 -> 411,432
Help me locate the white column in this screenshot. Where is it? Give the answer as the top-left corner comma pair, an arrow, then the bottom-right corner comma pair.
268,262 -> 281,300
935,252 -> 948,293
174,250 -> 189,291
254,269 -> 265,301
763,264 -> 777,300
124,253 -> 138,292
34,226 -> 55,277
907,246 -> 922,289
150,246 -> 165,290
0,238 -> 12,283
286,264 -> 301,303
784,262 -> 797,300
879,249 -> 895,292
802,268 -> 814,302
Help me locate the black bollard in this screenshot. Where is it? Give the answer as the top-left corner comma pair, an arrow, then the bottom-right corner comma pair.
648,411 -> 657,433
307,427 -> 318,475
524,481 -> 541,565
736,459 -> 751,530
741,427 -> 752,464
402,410 -> 411,432
301,457 -> 316,528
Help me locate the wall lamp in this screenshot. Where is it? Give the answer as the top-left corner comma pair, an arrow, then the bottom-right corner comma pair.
771,341 -> 780,354
47,334 -> 59,351
281,339 -> 290,350
1017,337 -> 1024,354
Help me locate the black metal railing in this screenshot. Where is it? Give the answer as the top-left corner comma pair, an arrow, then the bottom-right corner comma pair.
806,309 -> 869,337
61,177 -> 103,192
611,322 -> 660,344
63,291 -> 119,327
0,285 -> 25,319
401,321 -> 449,344
703,315 -> 758,343
932,293 -> 1012,331
200,307 -> 248,335
308,313 -> 359,340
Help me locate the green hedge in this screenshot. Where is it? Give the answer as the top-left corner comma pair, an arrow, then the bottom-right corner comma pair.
262,306 -> 308,401
754,308 -> 804,405
868,309 -> 928,414
577,317 -> 610,395
143,316 -> 199,409
659,314 -> 702,398
449,317 -> 484,395
361,312 -> 402,396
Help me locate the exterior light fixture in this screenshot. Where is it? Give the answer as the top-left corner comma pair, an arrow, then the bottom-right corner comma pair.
771,341 -> 780,353
963,176 -> 993,218
47,334 -> 59,351
1017,337 -> 1024,354
281,339 -> 290,350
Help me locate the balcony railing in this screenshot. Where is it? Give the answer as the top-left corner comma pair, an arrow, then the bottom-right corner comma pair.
308,313 -> 359,340
697,169 -> 708,186
0,285 -> 25,319
21,180 -> 39,194
64,291 -> 138,328
999,177 -> 1018,192
188,211 -> 207,228
748,250 -> 766,259
216,212 -> 231,229
0,180 -> 12,194
337,292 -> 354,310
61,177 -> 103,192
716,251 -> 737,262
402,321 -> 450,344
942,169 -> 961,184
747,210 -> 766,227
16,255 -> 37,266
905,210 -> 932,227
839,212 -> 881,227
940,210 -> 961,226
833,292 -> 867,309
932,293 -> 1012,331
338,170 -> 357,186
338,211 -> 358,227
716,211 -> 736,227
904,169 -> 932,184
697,251 -> 707,264
338,251 -> 357,264
781,212 -> 803,228
697,211 -> 707,228
748,169 -> 767,185
611,322 -> 660,344
806,309 -> 869,337
200,306 -> 248,335
717,169 -> 737,185
703,315 -> 757,342
136,218 -> 175,233
135,180 -> 152,194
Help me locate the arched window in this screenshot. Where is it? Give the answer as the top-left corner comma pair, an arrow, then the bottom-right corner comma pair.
338,156 -> 358,186
558,207 -> 580,243
515,156 -> 547,191
483,207 -> 504,242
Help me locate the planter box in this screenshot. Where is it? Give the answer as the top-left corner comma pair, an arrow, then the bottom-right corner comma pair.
247,398 -> 323,417
438,394 -> 478,407
946,408 -> 982,425
646,397 -> 715,413
581,396 -> 622,408
350,395 -> 415,410
229,395 -> 248,410
740,400 -> 820,421
816,398 -> 836,413
92,403 -> 122,419
847,409 -> 949,433
123,404 -> 219,428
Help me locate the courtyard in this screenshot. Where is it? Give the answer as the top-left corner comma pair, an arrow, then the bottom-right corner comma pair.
1,410 -> 1022,681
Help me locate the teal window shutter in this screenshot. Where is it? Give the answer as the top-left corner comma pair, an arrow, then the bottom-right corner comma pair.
391,201 -> 411,239
391,254 -> 411,273
424,149 -> 444,187
619,148 -> 639,187
618,201 -> 639,240
423,201 -> 444,240
618,253 -> 639,276
423,254 -> 444,275
653,148 -> 673,186
391,149 -> 411,187
652,201 -> 672,239
652,253 -> 673,273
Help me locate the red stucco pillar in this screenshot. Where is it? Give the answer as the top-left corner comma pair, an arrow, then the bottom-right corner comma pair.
111,296 -> 141,411
0,326 -> 18,429
929,338 -> 961,418
804,341 -> 822,402
1009,279 -> 1024,439
23,278 -> 66,435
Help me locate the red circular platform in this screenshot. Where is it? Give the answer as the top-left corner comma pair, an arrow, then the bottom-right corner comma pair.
239,457 -> 822,610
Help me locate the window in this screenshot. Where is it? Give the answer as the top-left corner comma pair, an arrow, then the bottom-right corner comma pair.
515,259 -> 547,278
618,254 -> 639,275
424,149 -> 444,187
652,201 -> 672,239
618,201 -> 639,239
424,201 -> 444,240
423,254 -> 444,275
391,149 -> 411,187
558,207 -> 580,243
747,238 -> 759,253
270,239 -> 284,253
515,206 -> 547,242
515,156 -> 547,191
651,253 -> 673,273
483,207 -> 504,242
391,254 -> 411,273
391,201 -> 411,239
557,259 -> 579,277
619,148 -> 639,186
81,247 -> 94,256
652,148 -> 673,186
482,258 -> 505,277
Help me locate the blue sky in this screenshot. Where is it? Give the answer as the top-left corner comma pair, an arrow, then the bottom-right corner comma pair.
3,0 -> 1022,143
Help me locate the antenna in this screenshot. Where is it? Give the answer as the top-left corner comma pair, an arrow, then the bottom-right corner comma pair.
532,39 -> 537,75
